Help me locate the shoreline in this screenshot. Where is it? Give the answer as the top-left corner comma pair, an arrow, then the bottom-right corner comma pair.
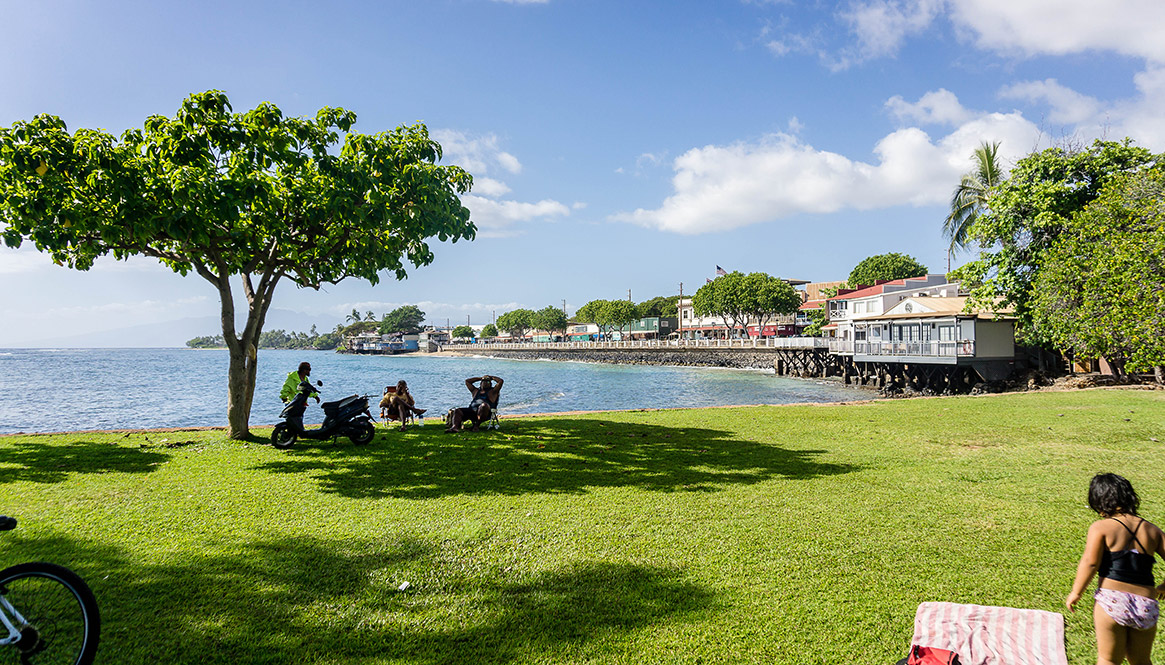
3,385 -> 1156,438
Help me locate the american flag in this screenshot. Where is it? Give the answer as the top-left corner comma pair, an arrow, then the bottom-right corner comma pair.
715,265 -> 727,276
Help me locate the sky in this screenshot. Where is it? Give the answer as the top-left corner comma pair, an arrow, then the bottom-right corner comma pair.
2,0 -> 1163,345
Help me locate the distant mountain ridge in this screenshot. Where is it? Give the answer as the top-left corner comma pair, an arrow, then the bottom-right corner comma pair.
6,309 -> 340,348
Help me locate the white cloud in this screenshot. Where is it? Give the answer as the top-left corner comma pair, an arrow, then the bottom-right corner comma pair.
0,246 -> 55,274
762,1 -> 1165,71
2,296 -> 210,322
324,300 -> 524,325
472,177 -> 512,197
431,129 -> 522,176
432,129 -> 576,236
948,0 -> 1165,64
996,68 -> 1165,148
496,152 -> 523,174
463,195 -> 571,237
636,152 -> 664,168
885,88 -> 975,126
838,0 -> 943,63
613,92 -> 1040,235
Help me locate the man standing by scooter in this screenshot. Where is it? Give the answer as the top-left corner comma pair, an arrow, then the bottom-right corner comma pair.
280,362 -> 320,405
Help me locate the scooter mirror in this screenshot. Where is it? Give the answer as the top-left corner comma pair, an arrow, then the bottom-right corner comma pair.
316,380 -> 323,386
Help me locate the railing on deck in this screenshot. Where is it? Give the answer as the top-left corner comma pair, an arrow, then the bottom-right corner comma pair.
439,337 -> 830,352
829,340 -> 976,357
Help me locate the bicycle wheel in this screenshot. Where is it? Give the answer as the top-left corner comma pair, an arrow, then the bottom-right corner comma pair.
0,562 -> 99,665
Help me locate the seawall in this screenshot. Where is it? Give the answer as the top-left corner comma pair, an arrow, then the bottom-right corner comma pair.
450,347 -> 780,370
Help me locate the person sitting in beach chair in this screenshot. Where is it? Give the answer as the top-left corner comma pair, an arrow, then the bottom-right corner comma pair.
379,380 -> 426,431
445,374 -> 503,433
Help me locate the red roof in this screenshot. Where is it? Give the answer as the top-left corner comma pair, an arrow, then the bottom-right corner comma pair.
799,299 -> 825,310
828,275 -> 940,301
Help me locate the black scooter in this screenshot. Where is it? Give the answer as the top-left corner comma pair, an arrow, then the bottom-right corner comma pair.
271,380 -> 376,449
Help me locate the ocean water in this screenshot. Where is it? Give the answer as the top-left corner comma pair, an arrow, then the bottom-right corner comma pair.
0,348 -> 871,434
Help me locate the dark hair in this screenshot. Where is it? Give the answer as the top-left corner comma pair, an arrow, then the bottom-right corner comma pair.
298,362 -> 311,374
1089,473 -> 1140,516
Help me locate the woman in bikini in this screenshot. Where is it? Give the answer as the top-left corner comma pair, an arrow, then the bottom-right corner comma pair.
1067,473 -> 1165,665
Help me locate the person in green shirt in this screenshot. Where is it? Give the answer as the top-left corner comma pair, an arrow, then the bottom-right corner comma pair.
280,362 -> 320,404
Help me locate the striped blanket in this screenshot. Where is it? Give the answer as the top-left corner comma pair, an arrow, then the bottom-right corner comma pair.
911,602 -> 1068,665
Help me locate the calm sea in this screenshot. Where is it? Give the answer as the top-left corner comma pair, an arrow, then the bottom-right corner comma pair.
0,348 -> 870,434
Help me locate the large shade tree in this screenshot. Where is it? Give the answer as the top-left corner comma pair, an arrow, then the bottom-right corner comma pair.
692,271 -> 801,338
496,309 -> 534,340
0,91 -> 474,438
952,139 -> 1157,343
1031,169 -> 1165,381
379,305 -> 426,335
846,253 -> 929,288
575,299 -> 636,339
532,305 -> 568,340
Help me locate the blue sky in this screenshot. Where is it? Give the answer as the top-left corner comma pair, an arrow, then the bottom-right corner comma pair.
2,0 -> 1163,344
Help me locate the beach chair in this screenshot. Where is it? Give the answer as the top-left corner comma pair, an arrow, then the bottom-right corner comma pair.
895,602 -> 1068,665
379,386 -> 415,428
483,406 -> 500,430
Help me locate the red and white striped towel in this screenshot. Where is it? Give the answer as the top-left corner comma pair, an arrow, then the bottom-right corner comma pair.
911,602 -> 1068,665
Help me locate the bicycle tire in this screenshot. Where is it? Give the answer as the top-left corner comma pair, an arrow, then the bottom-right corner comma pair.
0,562 -> 100,665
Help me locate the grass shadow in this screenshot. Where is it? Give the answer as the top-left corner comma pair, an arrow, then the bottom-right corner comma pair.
0,439 -> 170,485
253,417 -> 859,500
7,532 -> 716,665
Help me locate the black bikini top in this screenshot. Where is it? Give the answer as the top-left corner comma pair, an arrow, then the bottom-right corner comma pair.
1098,517 -> 1156,588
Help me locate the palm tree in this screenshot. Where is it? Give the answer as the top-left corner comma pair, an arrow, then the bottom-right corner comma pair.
944,141 -> 1003,257
346,308 -> 361,324
364,310 -> 376,322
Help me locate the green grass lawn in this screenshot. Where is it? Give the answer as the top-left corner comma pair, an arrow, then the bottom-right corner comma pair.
2,389 -> 1164,664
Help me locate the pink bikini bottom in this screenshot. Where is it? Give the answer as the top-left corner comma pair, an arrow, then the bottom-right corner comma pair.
1095,588 -> 1159,630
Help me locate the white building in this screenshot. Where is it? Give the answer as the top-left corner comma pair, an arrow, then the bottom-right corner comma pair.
825,275 -> 954,345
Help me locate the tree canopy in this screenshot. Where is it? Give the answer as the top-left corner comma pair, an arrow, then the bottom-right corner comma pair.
1031,169 -> 1165,378
479,323 -> 498,339
533,305 -> 568,338
0,91 -> 474,437
846,253 -> 929,288
692,272 -> 801,338
637,295 -> 680,319
574,300 -> 610,326
944,141 -> 1003,256
379,305 -> 426,335
952,139 -> 1158,343
496,309 -> 534,339
575,299 -> 636,338
602,300 -> 638,338
451,325 -> 475,340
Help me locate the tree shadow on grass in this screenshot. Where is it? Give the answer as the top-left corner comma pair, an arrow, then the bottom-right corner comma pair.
0,439 -> 169,485
13,532 -> 716,665
253,417 -> 859,500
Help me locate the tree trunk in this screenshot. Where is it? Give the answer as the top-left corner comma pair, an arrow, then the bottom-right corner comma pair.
212,270 -> 278,440
225,342 -> 257,439
1155,365 -> 1164,385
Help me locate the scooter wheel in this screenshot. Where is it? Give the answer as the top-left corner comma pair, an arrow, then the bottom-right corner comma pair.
349,422 -> 375,446
271,424 -> 297,449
